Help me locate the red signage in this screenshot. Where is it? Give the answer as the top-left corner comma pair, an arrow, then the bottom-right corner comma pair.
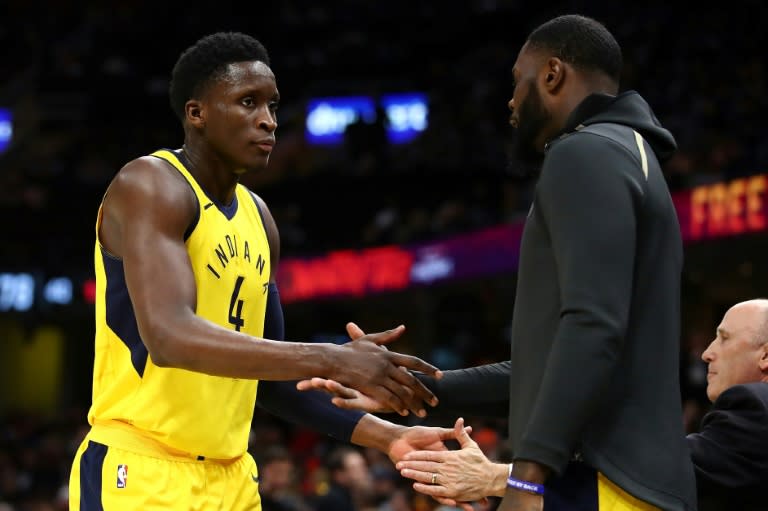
276,224 -> 524,304
277,246 -> 414,303
676,174 -> 767,241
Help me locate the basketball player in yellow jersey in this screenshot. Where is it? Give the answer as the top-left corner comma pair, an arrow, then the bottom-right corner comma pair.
69,32 -> 463,510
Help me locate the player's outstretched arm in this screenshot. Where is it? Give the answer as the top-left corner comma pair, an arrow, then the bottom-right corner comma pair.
99,157 -> 441,416
298,323 -> 512,419
297,322 -> 430,415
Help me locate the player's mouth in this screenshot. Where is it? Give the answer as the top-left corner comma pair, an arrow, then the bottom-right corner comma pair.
253,138 -> 275,153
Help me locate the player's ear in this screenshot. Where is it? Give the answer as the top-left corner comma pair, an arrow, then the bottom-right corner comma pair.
542,57 -> 565,92
185,100 -> 205,128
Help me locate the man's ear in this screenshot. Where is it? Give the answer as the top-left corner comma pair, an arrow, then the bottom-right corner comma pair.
758,344 -> 768,376
542,57 -> 565,92
185,100 -> 205,128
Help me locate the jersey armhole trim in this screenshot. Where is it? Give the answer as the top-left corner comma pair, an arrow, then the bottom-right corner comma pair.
151,150 -> 200,241
248,190 -> 267,227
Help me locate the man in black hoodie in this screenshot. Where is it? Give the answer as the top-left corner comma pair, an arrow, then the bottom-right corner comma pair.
300,13 -> 697,511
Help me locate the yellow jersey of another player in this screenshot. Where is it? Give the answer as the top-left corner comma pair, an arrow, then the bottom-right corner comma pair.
87,148 -> 270,460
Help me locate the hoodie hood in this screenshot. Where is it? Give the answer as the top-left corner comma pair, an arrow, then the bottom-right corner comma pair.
560,91 -> 677,162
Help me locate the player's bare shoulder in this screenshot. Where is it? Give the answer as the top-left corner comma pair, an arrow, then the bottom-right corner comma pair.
100,155 -> 198,256
106,155 -> 194,207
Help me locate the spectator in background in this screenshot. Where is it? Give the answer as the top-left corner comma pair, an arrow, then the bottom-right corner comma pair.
687,298 -> 768,511
369,464 -> 401,509
360,446 -> 402,509
255,445 -> 308,511
376,484 -> 413,511
313,446 -> 374,511
344,99 -> 390,176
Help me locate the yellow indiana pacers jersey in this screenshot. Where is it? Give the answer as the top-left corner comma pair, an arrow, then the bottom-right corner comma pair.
87,148 -> 271,460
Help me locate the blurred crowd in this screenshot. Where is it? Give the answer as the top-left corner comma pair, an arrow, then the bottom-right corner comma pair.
1,1 -> 766,268
0,404 -> 510,511
1,1 -> 766,509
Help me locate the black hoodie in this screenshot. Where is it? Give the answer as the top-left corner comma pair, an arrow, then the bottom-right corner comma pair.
421,91 -> 697,510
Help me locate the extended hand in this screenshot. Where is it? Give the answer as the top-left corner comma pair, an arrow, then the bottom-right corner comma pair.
396,418 -> 505,510
386,420 -> 473,464
296,376 -> 395,414
329,323 -> 441,417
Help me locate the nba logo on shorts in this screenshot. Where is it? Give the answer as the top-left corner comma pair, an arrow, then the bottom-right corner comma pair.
117,464 -> 128,488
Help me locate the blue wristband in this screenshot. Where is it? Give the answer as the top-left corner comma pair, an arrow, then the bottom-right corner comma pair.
506,476 -> 545,495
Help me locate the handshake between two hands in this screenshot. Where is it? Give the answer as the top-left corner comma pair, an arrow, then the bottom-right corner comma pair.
296,322 -> 503,511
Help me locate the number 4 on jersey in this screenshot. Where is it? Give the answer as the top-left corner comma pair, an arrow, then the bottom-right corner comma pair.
228,276 -> 245,331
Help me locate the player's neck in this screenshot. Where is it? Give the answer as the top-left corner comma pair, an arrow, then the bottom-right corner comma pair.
181,144 -> 239,206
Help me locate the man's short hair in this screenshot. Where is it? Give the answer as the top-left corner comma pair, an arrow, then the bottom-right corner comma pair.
169,31 -> 270,121
526,14 -> 622,83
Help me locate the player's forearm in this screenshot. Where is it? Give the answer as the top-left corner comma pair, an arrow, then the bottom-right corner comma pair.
258,381 -> 364,441
349,414 -> 406,454
140,312 -> 338,380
